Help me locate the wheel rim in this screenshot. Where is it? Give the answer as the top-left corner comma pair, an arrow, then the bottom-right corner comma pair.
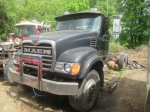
83,79 -> 97,103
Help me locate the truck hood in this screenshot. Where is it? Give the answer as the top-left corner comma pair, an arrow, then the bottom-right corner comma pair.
26,30 -> 98,42
24,30 -> 98,59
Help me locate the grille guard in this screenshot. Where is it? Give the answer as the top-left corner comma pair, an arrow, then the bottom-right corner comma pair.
10,53 -> 78,95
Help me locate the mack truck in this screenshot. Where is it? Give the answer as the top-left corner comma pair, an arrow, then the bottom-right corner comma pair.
0,20 -> 50,70
4,10 -> 124,112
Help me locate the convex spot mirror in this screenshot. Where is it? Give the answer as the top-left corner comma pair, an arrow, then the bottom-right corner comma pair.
112,33 -> 120,40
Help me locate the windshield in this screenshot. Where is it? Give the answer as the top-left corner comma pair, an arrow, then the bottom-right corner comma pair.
56,14 -> 101,31
17,25 -> 35,36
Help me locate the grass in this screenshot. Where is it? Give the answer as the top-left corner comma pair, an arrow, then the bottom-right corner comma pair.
109,40 -> 127,53
140,45 -> 147,52
105,68 -> 127,77
13,97 -> 19,103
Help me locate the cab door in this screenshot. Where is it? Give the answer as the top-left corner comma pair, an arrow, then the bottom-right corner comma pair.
98,18 -> 109,58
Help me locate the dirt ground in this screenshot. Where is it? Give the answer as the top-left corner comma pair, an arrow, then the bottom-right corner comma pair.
0,49 -> 147,112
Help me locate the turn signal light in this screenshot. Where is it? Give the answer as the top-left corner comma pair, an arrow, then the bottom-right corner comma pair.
71,64 -> 80,75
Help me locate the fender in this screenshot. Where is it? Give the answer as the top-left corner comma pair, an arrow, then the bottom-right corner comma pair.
79,55 -> 104,79
57,47 -> 100,65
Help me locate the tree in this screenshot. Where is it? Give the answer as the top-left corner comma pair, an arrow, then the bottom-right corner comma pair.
67,0 -> 90,12
118,0 -> 150,47
94,0 -> 118,34
0,0 -> 12,39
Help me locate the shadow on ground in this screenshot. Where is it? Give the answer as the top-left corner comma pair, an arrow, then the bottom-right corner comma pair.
4,71 -> 147,112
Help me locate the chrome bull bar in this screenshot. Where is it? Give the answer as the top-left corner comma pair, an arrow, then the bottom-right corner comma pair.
10,54 -> 78,95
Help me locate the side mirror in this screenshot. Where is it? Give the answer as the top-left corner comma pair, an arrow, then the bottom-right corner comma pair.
112,33 -> 120,40
113,18 -> 121,33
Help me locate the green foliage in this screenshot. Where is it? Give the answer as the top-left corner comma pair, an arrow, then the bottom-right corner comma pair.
1,0 -> 148,50
95,0 -> 117,16
0,0 -> 93,38
89,0 -> 97,8
94,0 -> 118,32
0,0 -> 11,39
13,97 -> 18,103
109,39 -> 126,53
117,0 -> 150,48
67,0 -> 90,12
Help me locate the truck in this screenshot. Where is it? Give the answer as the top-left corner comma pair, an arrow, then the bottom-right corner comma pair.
0,20 -> 50,70
4,9 -> 126,111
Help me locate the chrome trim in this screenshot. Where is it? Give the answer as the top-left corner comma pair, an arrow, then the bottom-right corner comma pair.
42,59 -> 52,62
21,53 -> 52,58
22,40 -> 56,71
23,63 -> 38,69
42,63 -> 52,66
42,67 -> 51,72
9,68 -> 78,95
42,79 -> 78,95
23,45 -> 52,49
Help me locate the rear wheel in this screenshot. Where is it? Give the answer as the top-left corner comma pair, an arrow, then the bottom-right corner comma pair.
69,70 -> 100,112
118,53 -> 126,69
118,53 -> 128,69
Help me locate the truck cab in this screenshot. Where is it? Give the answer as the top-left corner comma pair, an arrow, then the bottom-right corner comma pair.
6,10 -> 109,112
0,20 -> 50,70
9,20 -> 50,49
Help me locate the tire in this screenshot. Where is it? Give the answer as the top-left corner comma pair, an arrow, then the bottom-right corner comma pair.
124,53 -> 128,67
69,70 -> 100,112
118,53 -> 126,69
4,60 -> 15,84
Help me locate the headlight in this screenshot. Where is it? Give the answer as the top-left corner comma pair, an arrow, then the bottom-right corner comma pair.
55,62 -> 80,75
14,56 -> 19,64
14,38 -> 21,45
64,63 -> 72,72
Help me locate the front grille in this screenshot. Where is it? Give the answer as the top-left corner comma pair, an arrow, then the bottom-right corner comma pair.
23,43 -> 53,70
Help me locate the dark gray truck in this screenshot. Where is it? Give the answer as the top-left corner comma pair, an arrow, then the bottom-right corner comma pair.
5,11 -> 110,111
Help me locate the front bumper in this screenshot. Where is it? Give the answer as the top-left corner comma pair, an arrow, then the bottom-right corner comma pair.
9,68 -> 78,95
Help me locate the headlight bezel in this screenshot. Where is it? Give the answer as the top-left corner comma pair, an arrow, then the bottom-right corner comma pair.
55,62 -> 80,75
14,56 -> 19,64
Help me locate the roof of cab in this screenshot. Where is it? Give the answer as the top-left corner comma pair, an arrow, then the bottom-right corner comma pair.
55,11 -> 108,20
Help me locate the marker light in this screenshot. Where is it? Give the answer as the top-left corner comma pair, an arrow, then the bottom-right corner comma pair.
71,63 -> 80,75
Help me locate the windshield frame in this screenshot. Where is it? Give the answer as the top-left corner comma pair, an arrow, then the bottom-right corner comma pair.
55,14 -> 102,32
17,25 -> 36,37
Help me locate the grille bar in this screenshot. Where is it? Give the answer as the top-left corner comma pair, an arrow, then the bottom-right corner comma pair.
23,63 -> 38,69
23,43 -> 53,71
42,63 -> 52,66
42,59 -> 52,62
23,45 -> 52,49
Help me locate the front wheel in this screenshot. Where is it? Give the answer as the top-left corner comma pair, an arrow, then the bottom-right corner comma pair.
4,60 -> 15,84
69,70 -> 100,112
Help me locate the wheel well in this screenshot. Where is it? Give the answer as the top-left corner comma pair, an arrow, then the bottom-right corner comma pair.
90,61 -> 104,87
